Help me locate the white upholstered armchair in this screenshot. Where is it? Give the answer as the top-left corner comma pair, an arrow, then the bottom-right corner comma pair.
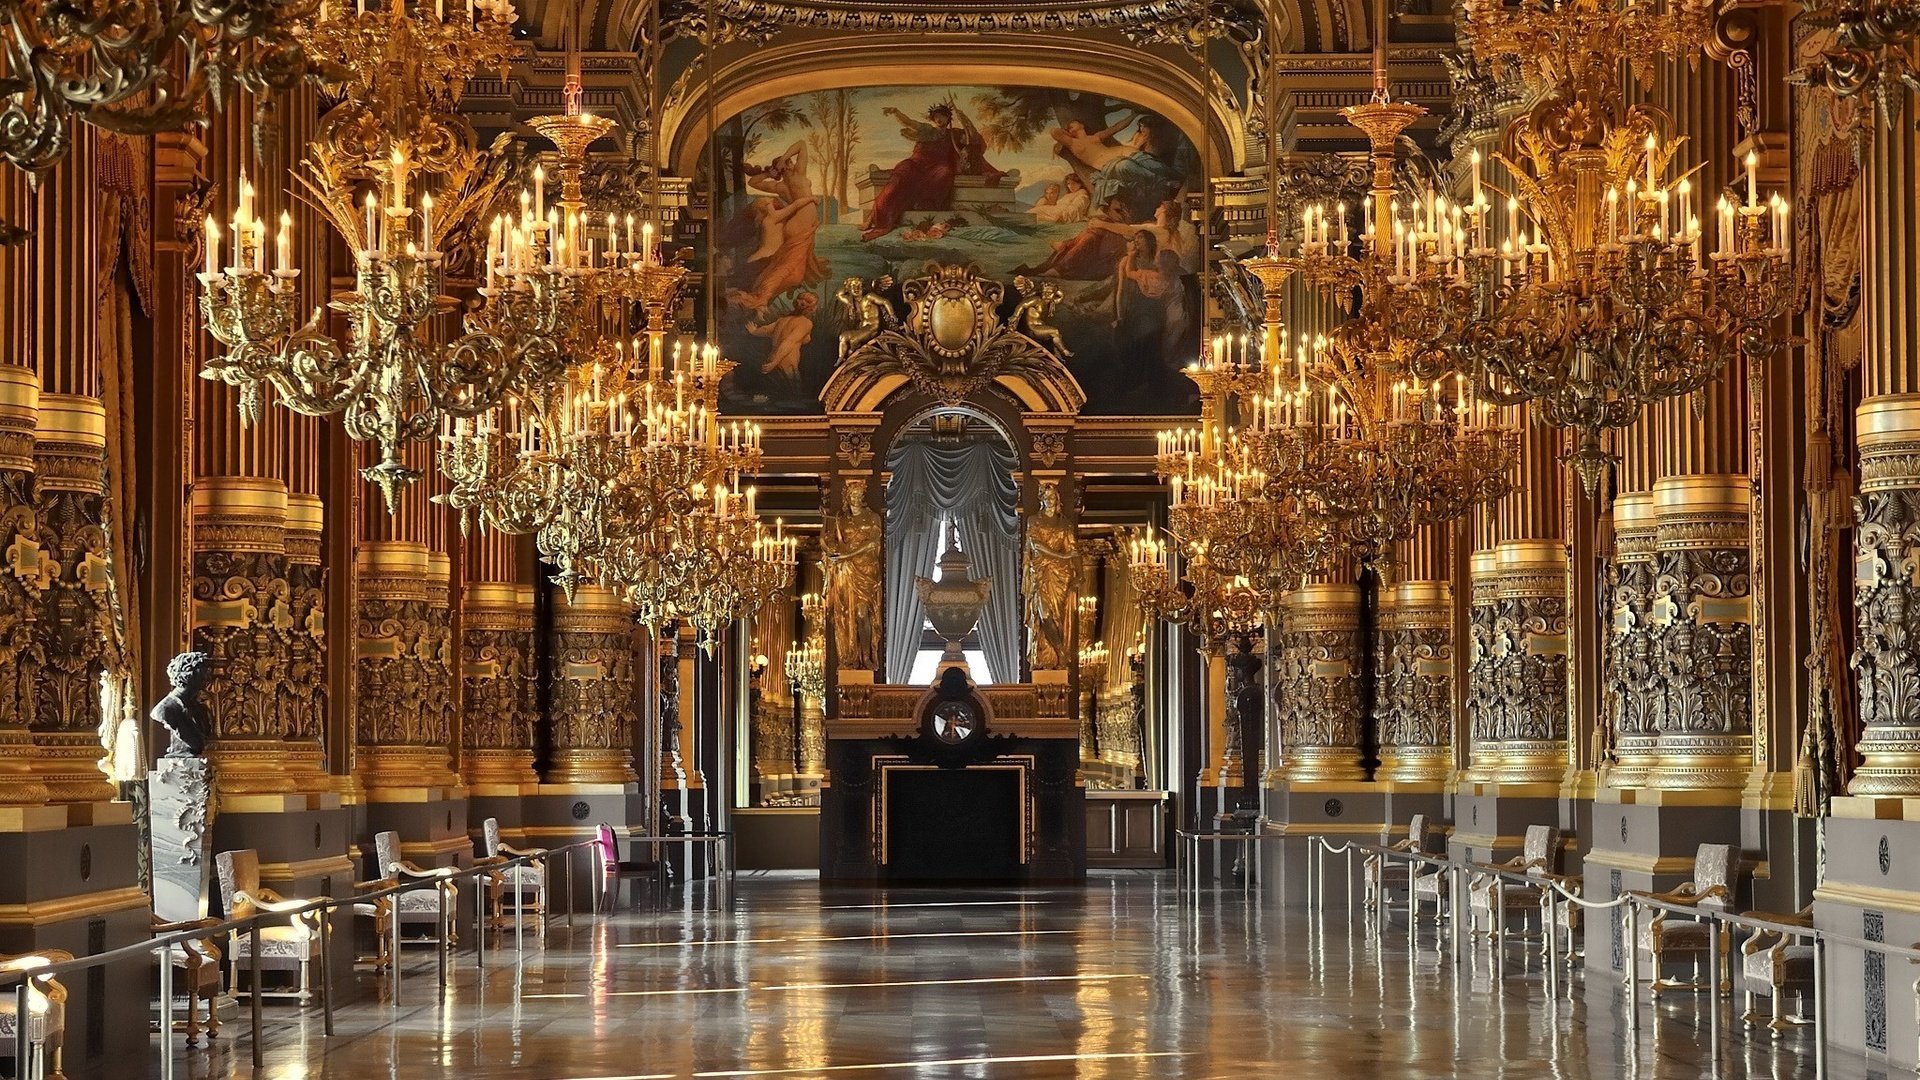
215,849 -> 322,1003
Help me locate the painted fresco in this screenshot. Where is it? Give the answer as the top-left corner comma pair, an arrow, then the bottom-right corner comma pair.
709,85 -> 1203,415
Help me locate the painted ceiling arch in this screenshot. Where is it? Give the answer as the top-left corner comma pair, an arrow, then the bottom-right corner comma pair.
661,40 -> 1244,177
512,0 -> 1372,57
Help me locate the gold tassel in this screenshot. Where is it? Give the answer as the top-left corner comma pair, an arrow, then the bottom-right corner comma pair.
1791,751 -> 1818,818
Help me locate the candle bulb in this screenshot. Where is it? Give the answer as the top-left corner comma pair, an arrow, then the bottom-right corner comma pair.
1746,150 -> 1758,209
533,164 -> 546,221
364,192 -> 379,254
275,211 -> 291,275
204,220 -> 221,278
420,192 -> 433,250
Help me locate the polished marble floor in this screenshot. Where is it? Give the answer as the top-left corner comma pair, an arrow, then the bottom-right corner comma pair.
160,872 -> 1859,1079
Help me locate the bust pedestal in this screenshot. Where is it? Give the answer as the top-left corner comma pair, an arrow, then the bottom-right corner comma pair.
148,757 -> 216,922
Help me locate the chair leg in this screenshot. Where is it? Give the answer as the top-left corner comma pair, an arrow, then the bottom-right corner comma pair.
298,957 -> 312,1005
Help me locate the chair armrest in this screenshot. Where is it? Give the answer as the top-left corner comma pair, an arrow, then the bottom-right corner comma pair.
233,889 -> 319,915
500,844 -> 546,859
152,917 -> 221,934
388,862 -> 455,881
354,877 -> 398,893
1740,908 -> 1814,929
1644,883 -> 1729,907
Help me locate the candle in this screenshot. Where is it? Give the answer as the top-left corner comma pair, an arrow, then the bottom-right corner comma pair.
364,192 -> 378,253
1471,149 -> 1482,205
1645,133 -> 1658,191
1506,197 -> 1518,246
533,164 -> 546,221
420,192 -> 433,249
204,220 -> 220,278
275,211 -> 291,274
642,221 -> 655,264
1746,150 -> 1758,208
1606,187 -> 1618,244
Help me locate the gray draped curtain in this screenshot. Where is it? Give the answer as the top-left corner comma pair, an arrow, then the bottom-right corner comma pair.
883,437 -> 1021,683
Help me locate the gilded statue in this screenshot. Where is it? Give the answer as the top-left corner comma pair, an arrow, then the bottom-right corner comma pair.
151,651 -> 214,758
824,478 -> 884,672
1011,275 -> 1072,357
836,275 -> 897,362
1023,481 -> 1078,671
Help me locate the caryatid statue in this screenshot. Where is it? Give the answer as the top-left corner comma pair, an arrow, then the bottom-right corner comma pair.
824,477 -> 884,672
1023,480 -> 1079,671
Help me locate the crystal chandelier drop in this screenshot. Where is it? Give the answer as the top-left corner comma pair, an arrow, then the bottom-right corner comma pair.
1419,0 -> 1797,492
196,0 -> 550,510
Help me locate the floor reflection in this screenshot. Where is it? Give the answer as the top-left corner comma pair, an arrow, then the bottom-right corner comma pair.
165,873 -> 1860,1079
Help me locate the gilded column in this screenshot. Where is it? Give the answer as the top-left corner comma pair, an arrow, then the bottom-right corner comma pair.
27,128 -> 119,803
354,441 -> 459,792
190,92 -> 334,796
462,529 -> 536,789
547,584 -> 638,785
1847,85 -> 1920,793
0,163 -> 43,800
1275,581 -> 1365,783
1642,47 -> 1755,793
1464,546 -> 1502,782
1646,475 -> 1752,789
1377,526 -> 1454,782
796,587 -> 827,786
1473,412 -> 1569,783
1604,490 -> 1661,787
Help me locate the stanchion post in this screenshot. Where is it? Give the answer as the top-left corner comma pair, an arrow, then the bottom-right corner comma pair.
158,945 -> 175,1080
437,892 -> 449,993
249,925 -> 264,1070
391,900 -> 403,1004
1624,898 -> 1639,1035
1705,910 -> 1722,1077
1812,935 -> 1827,1080
515,869 -> 526,953
13,981 -> 28,1078
318,908 -> 335,1037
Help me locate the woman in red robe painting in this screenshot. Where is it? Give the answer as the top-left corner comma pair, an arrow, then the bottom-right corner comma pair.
860,102 -> 1004,242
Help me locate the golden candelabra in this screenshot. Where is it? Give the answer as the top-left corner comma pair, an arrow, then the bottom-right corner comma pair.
197,0 -> 546,509
1221,96 -> 1518,564
1429,0 -> 1796,492
1129,531 -> 1265,645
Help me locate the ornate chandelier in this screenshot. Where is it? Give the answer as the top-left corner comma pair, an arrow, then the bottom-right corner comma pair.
1792,0 -> 1920,121
1423,0 -> 1796,492
1232,95 -> 1519,564
1129,529 -> 1265,645
0,0 -> 317,187
196,0 -> 551,510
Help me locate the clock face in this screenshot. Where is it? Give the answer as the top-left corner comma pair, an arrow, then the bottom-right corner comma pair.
931,701 -> 978,744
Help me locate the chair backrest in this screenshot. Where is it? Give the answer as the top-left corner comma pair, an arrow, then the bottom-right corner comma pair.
374,831 -> 403,875
482,818 -> 504,857
1693,843 -> 1737,907
1407,814 -> 1429,853
215,850 -> 260,917
594,823 -> 617,866
1522,825 -> 1559,871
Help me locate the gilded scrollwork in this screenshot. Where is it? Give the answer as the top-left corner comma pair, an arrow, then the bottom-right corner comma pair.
280,553 -> 327,742
190,548 -> 292,741
551,629 -> 633,752
1606,556 -> 1661,742
355,596 -> 444,747
1658,547 -> 1753,735
1851,486 -> 1920,794
1499,593 -> 1569,743
462,625 -> 535,756
30,467 -> 119,739
1466,579 -> 1501,747
1380,621 -> 1452,750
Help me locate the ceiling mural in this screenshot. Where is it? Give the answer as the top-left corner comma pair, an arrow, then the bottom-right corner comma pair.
709,83 -> 1204,416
